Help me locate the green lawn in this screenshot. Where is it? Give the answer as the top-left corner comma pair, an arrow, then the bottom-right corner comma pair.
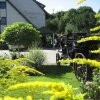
28,65 -> 81,88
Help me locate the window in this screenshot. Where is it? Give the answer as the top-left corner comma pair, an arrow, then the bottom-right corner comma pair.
0,2 -> 6,9
0,17 -> 6,25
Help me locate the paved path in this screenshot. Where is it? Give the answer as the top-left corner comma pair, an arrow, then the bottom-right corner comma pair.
0,49 -> 58,65
42,49 -> 57,65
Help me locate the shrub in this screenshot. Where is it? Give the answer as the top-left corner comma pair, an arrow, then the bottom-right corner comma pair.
25,48 -> 46,67
0,58 -> 43,92
59,58 -> 100,69
1,22 -> 40,48
82,68 -> 100,99
8,65 -> 44,77
0,58 -> 36,77
0,59 -> 14,77
15,58 -> 35,67
0,96 -> 32,100
0,65 -> 44,89
5,81 -> 84,100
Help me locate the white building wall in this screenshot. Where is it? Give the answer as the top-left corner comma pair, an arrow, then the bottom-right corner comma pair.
8,0 -> 45,28
6,2 -> 28,25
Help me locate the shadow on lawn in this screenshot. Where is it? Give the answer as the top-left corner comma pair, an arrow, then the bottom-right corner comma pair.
37,65 -> 72,77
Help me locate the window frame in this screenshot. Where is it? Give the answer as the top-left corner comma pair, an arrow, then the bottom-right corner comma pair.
0,17 -> 7,25
0,2 -> 6,9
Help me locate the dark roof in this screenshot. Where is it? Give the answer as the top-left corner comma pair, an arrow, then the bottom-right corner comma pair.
35,0 -> 45,8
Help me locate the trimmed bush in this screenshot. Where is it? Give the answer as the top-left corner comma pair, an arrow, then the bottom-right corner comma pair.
1,22 -> 40,48
5,81 -> 84,100
8,65 -> 44,77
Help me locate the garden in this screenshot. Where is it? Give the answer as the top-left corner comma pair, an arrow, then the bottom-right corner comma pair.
0,22 -> 82,100
0,0 -> 100,100
0,23 -> 100,100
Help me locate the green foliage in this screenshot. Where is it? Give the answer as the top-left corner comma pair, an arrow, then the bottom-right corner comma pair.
77,36 -> 100,43
0,58 -> 36,75
15,58 -> 35,67
25,48 -> 46,67
6,81 -> 84,100
90,26 -> 100,32
77,0 -> 100,33
46,11 -> 66,34
0,59 -> 44,95
91,48 -> 100,54
1,22 -> 40,47
58,17 -> 66,34
82,68 -> 100,99
46,6 -> 96,35
0,60 -> 20,92
8,65 -> 44,77
95,14 -> 100,18
0,39 -> 4,43
0,58 -> 35,69
90,12 -> 100,32
65,23 -> 78,34
67,6 -> 96,33
46,36 -> 52,47
0,96 -> 32,100
93,69 -> 100,84
46,18 -> 58,33
59,58 -> 100,69
10,49 -> 18,60
0,59 -> 14,77
0,65 -> 44,88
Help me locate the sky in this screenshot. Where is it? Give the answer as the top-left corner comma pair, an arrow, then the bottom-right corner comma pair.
37,0 -> 100,14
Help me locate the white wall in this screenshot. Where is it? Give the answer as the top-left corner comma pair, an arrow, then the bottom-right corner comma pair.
6,2 -> 28,25
8,0 -> 45,28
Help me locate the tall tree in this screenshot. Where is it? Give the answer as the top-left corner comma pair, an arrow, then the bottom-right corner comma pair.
65,6 -> 96,34
46,11 -> 66,34
77,0 -> 100,32
77,6 -> 96,33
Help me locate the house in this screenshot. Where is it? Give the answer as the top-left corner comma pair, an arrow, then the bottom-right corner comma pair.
0,0 -> 48,32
